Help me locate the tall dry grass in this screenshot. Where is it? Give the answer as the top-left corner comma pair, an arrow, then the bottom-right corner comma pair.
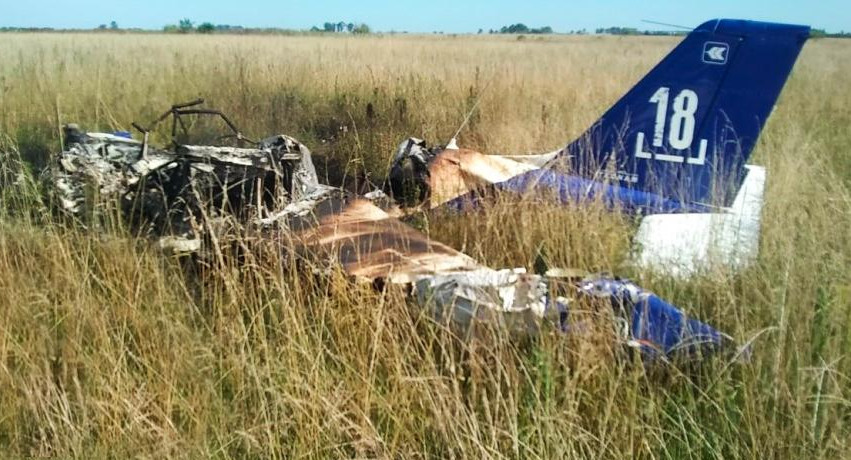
0,32 -> 849,458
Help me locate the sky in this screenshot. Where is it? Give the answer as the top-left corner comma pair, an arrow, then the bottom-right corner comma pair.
2,0 -> 849,33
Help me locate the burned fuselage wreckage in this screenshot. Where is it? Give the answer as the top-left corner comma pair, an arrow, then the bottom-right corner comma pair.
43,100 -> 735,363
51,100 -> 328,253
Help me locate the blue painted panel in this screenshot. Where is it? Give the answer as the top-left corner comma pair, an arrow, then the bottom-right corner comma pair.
559,19 -> 809,208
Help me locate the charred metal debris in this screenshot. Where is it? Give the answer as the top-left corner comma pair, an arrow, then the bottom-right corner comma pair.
41,101 -> 741,363
48,99 -> 332,252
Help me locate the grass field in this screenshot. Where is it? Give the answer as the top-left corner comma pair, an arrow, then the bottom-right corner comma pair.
0,32 -> 850,458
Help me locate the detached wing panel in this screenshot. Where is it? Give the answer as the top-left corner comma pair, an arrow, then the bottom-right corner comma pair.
298,199 -> 483,283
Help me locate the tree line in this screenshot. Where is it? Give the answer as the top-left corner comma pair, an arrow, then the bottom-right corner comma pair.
312,22 -> 371,34
492,24 -> 554,34
3,22 -> 848,38
810,28 -> 851,38
595,27 -> 686,36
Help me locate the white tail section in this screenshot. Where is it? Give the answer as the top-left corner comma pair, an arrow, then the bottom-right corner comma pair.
633,165 -> 766,277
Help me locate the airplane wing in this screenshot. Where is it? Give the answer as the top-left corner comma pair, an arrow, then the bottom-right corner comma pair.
289,196 -> 735,360
296,198 -> 484,284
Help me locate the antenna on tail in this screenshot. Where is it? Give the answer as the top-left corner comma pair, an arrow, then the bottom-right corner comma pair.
640,19 -> 692,30
446,68 -> 496,150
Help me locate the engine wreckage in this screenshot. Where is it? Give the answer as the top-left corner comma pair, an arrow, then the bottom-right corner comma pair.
41,100 -> 737,363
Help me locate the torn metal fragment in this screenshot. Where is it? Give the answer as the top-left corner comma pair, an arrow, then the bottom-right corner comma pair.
414,268 -> 568,335
574,277 -> 734,359
386,137 -> 557,208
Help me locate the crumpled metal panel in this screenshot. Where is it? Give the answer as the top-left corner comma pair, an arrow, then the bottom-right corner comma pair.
296,198 -> 483,283
414,268 -> 568,335
387,137 -> 543,208
258,134 -> 319,201
426,148 -> 538,207
575,277 -> 731,359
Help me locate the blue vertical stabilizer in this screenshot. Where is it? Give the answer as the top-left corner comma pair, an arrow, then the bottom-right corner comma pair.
448,19 -> 809,213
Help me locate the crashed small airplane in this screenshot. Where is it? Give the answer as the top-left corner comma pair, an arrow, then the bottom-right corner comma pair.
44,19 -> 809,362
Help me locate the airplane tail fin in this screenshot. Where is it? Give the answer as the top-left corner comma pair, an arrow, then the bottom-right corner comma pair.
561,19 -> 809,208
